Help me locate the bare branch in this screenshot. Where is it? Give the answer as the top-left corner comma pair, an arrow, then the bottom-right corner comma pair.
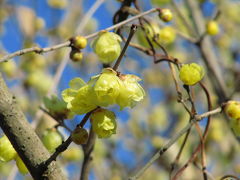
0,8 -> 158,63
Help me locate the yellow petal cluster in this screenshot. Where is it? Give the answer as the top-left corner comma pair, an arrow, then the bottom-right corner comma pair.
0,136 -> 17,162
62,68 -> 145,116
179,63 -> 204,85
91,109 -> 117,138
117,74 -> 145,110
88,68 -> 123,107
91,32 -> 122,64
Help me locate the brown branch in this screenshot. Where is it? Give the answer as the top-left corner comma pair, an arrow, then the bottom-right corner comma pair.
0,8 -> 158,63
0,73 -> 66,180
129,103 -> 224,180
185,0 -> 228,102
113,24 -> 137,71
80,127 -> 97,180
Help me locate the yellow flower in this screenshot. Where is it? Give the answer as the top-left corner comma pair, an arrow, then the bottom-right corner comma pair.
88,68 -> 123,107
159,26 -> 176,44
91,32 -> 122,64
91,109 -> 117,138
225,101 -> 240,120
62,77 -> 86,109
70,85 -> 97,115
116,74 -> 145,110
179,63 -> 204,85
0,136 -> 17,162
206,20 -> 219,36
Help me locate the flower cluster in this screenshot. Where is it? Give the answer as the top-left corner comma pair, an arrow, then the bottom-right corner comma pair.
179,63 -> 204,85
62,68 -> 145,115
62,68 -> 145,138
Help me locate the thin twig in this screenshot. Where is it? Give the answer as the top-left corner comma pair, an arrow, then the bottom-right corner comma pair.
39,107 -> 72,132
129,119 -> 196,180
172,82 -> 212,180
128,104 -> 224,179
113,24 -> 137,71
0,8 -> 158,63
219,175 -> 240,180
76,0 -> 105,34
169,126 -> 192,179
80,127 -> 97,180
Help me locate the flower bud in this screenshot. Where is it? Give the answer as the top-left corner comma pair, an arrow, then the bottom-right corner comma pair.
159,26 -> 176,44
88,68 -> 123,107
225,101 -> 240,120
71,127 -> 88,145
116,74 -> 145,110
159,9 -> 173,22
0,136 -> 17,162
61,146 -> 82,161
15,155 -> 28,174
206,20 -> 219,36
91,32 -> 122,64
179,63 -> 204,85
91,109 -> 117,138
42,129 -> 63,153
70,49 -> 83,62
72,36 -> 88,49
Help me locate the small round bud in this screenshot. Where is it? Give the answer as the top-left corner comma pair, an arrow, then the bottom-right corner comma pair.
15,155 -> 28,174
179,63 -> 204,85
70,49 -> 83,62
61,146 -> 82,161
91,32 -> 122,64
35,17 -> 45,31
71,127 -> 89,145
0,136 -> 17,162
159,9 -> 173,22
225,101 -> 240,120
72,36 -> 88,49
91,109 -> 117,138
206,20 -> 219,36
42,129 -> 63,153
159,26 -> 176,44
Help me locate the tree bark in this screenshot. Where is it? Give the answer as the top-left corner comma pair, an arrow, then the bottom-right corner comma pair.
0,73 -> 66,180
